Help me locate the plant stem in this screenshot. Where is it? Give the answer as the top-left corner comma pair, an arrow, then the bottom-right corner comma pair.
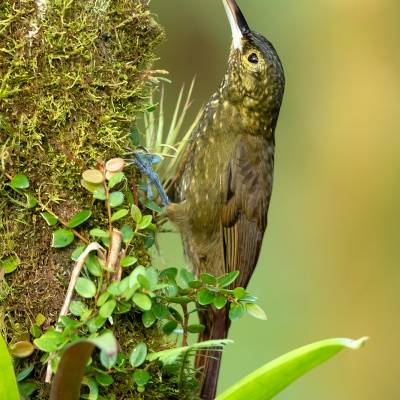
181,304 -> 189,347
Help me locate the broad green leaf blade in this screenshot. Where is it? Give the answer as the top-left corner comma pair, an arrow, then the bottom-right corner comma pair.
10,174 -> 29,189
67,210 -> 92,228
50,332 -> 117,400
216,337 -> 368,400
0,335 -> 19,400
52,229 -> 75,248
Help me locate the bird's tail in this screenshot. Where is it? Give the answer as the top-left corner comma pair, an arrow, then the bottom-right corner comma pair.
195,306 -> 231,400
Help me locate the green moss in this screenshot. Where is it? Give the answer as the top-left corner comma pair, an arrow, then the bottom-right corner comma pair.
0,1 -> 199,398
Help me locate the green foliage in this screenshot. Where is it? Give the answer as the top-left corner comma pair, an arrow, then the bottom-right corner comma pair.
216,337 -> 368,400
0,336 -> 18,399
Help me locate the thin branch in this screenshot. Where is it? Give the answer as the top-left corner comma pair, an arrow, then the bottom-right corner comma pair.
45,242 -> 105,383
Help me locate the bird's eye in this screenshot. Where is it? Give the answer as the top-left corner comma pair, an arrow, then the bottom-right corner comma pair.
248,53 -> 259,64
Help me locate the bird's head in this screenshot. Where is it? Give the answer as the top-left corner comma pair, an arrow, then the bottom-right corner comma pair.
221,0 -> 285,115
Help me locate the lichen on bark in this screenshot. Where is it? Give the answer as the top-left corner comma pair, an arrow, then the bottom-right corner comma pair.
0,0 -> 179,397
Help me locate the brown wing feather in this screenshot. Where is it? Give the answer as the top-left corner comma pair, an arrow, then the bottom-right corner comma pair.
221,135 -> 274,288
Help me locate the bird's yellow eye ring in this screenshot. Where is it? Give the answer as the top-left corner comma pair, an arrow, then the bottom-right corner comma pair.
248,53 -> 259,64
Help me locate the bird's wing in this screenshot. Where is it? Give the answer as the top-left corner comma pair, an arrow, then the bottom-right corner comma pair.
221,135 -> 274,288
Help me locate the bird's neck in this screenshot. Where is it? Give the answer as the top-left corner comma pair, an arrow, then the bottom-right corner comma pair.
213,89 -> 278,140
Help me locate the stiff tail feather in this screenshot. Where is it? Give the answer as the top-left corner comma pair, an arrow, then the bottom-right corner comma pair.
195,306 -> 231,400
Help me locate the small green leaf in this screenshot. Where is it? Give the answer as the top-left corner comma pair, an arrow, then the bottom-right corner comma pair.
90,228 -> 109,238
189,280 -> 202,289
10,174 -> 29,189
97,292 -> 111,307
108,172 -> 125,189
133,370 -> 151,386
30,324 -> 42,338
81,179 -> 103,193
16,365 -> 34,382
162,320 -> 178,335
180,269 -> 195,285
188,324 -> 206,334
160,268 -> 178,280
138,274 -> 151,290
152,303 -> 170,320
10,341 -> 34,358
99,299 -> 116,319
144,199 -> 163,213
75,278 -> 97,298
218,271 -> 240,287
82,377 -> 99,400
229,303 -> 246,321
93,187 -> 106,201
120,256 -> 138,268
40,212 -> 58,226
233,287 -> 246,300
121,225 -> 134,243
35,313 -> 46,326
197,289 -> 215,305
0,256 -> 20,274
131,204 -> 142,224
85,254 -> 103,277
87,316 -> 107,334
34,329 -> 63,352
107,282 -> 122,297
111,209 -> 129,222
201,273 -> 217,285
19,382 -> 38,397
52,229 -> 74,248
67,210 -> 92,228
130,342 -> 147,367
246,303 -> 268,320
142,311 -> 156,328
95,372 -> 114,387
69,301 -> 85,317
109,192 -> 124,208
132,293 -> 152,311
137,215 -> 152,230
25,192 -> 38,209
214,294 -> 228,309
71,245 -> 85,261
82,169 -> 104,184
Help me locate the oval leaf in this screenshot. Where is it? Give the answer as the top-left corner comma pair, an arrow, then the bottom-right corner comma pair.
130,342 -> 147,368
52,229 -> 74,249
218,271 -> 240,288
216,337 -> 368,400
67,210 -> 92,228
133,370 -> 151,386
131,205 -> 142,224
111,209 -> 129,222
99,299 -> 116,319
82,169 -> 104,185
10,174 -> 29,189
132,293 -> 152,311
120,256 -> 137,268
245,303 -> 268,321
109,192 -> 124,208
142,311 -> 156,328
41,212 -> 58,226
1,256 -> 20,274
10,341 -> 34,358
75,278 -> 97,299
137,215 -> 152,230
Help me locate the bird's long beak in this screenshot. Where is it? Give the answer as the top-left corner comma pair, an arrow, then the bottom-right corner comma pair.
222,0 -> 250,50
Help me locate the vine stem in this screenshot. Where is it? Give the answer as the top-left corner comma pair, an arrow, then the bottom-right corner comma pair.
45,242 -> 105,383
181,304 -> 189,347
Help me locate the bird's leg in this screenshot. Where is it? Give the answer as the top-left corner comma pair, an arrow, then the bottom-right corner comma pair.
131,152 -> 170,206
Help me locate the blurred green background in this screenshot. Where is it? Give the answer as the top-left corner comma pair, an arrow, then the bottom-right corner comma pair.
150,0 -> 400,398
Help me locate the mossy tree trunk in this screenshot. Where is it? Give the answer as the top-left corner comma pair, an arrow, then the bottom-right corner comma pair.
0,0 -> 170,398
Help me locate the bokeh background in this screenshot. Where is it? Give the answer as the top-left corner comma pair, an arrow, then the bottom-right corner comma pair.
150,0 -> 400,398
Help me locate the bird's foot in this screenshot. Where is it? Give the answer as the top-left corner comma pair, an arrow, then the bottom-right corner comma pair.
130,152 -> 170,206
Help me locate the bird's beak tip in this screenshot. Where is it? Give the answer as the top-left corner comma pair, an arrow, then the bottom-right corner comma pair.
222,0 -> 250,50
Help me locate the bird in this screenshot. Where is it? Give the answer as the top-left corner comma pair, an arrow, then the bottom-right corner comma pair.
167,0 -> 285,398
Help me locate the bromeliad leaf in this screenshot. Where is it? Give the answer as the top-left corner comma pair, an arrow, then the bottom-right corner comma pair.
0,335 -> 19,400
52,229 -> 74,248
67,210 -> 92,228
216,337 -> 368,400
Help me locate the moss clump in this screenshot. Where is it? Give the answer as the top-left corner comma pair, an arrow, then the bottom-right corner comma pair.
0,0 -> 163,332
